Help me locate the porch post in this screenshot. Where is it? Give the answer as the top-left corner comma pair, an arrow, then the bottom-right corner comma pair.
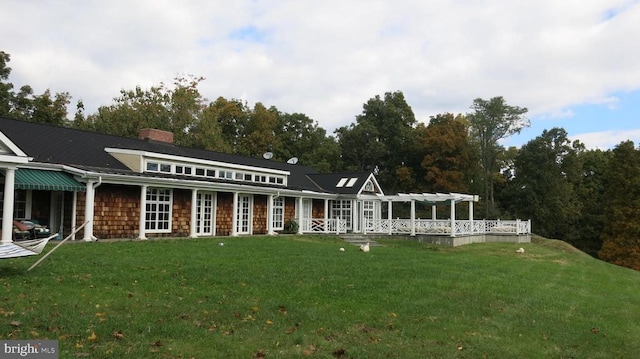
432,205 -> 436,220
324,199 -> 329,233
83,181 -> 96,241
138,185 -> 147,240
469,200 -> 474,234
231,192 -> 238,236
71,191 -> 78,240
267,194 -> 275,235
387,200 -> 392,235
190,189 -> 198,238
450,199 -> 456,237
410,199 -> 416,236
1,167 -> 16,244
297,197 -> 303,234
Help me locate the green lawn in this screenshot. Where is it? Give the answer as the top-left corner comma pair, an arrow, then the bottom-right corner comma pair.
1,235 -> 639,358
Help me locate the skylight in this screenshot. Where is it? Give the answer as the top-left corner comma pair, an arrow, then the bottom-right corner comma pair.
346,178 -> 358,187
336,178 -> 348,187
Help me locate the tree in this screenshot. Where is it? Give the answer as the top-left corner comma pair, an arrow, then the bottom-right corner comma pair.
468,96 -> 528,217
598,141 -> 640,270
416,113 -> 474,193
237,102 -> 278,157
273,112 -> 341,172
0,51 -> 13,116
503,128 -> 581,239
337,91 -> 416,193
78,75 -> 205,147
570,148 -> 610,256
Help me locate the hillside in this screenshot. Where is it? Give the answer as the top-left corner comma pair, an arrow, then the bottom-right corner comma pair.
1,235 -> 639,358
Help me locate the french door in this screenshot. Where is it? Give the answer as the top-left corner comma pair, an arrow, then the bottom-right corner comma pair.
196,192 -> 215,236
236,194 -> 252,234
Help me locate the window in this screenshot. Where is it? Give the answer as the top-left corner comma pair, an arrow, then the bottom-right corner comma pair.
175,166 -> 184,174
363,180 -> 375,192
330,200 -> 352,230
160,163 -> 171,173
195,168 -> 205,176
145,188 -> 172,232
146,162 -> 159,172
272,197 -> 284,230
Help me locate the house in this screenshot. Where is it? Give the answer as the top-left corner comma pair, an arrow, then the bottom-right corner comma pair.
1,117 -> 531,246
0,116 -> 386,243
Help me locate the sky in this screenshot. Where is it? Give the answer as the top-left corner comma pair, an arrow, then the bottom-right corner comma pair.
2,0 -> 640,150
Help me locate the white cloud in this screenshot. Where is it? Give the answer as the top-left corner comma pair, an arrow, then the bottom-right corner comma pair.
1,0 -> 639,135
571,129 -> 640,150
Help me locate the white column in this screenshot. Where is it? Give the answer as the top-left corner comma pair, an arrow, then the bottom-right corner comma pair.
83,181 -> 95,241
1,167 -> 16,244
410,200 -> 416,236
352,200 -> 358,233
267,194 -> 275,235
71,191 -> 78,240
469,200 -> 474,234
190,189 -> 198,238
231,192 -> 238,236
138,185 -> 147,240
432,205 -> 437,220
297,197 -> 303,234
387,200 -> 392,235
450,199 -> 456,237
323,199 -> 329,233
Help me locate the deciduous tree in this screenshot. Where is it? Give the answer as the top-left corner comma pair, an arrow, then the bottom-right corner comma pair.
468,96 -> 528,217
598,141 -> 640,270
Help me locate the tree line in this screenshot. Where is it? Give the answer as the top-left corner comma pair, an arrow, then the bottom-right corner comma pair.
2,50 -> 639,270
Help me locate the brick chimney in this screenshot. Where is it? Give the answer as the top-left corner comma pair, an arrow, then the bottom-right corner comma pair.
138,128 -> 174,144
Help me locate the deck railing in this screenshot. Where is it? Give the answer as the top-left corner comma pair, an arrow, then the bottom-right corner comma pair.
363,218 -> 531,236
296,218 -> 530,236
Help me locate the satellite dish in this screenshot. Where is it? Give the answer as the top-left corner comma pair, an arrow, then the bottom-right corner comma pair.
263,152 -> 273,160
287,157 -> 298,165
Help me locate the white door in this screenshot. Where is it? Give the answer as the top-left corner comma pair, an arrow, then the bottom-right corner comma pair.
196,192 -> 215,236
236,194 -> 252,234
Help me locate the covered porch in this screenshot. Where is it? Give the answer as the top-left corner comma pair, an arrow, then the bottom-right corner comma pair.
297,192 -> 531,238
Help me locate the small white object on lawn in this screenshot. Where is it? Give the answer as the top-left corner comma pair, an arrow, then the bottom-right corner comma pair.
360,242 -> 370,253
516,247 -> 525,253
339,247 -> 345,252
219,242 -> 224,247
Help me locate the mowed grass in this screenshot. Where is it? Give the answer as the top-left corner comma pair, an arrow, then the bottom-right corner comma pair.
1,235 -> 640,358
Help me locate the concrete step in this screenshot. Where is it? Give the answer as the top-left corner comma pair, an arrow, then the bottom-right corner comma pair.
339,235 -> 383,247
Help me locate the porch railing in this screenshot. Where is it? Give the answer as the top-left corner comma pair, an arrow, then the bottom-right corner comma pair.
298,218 -> 347,234
362,219 -> 531,236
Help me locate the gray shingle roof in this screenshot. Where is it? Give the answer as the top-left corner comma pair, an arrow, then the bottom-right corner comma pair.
0,117 -> 337,192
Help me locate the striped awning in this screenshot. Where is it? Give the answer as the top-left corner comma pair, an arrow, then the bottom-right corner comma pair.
11,169 -> 86,192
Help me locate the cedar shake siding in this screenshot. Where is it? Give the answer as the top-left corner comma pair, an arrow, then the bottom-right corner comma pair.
92,184 -> 140,239
216,192 -> 234,236
171,189 -> 191,238
253,195 -> 268,235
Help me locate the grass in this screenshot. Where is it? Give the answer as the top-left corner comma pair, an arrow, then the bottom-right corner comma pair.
1,235 -> 640,358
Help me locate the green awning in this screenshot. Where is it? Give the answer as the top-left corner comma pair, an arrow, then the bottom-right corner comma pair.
12,169 -> 86,192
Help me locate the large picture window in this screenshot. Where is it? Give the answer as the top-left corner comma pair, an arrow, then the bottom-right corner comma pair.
145,188 -> 172,232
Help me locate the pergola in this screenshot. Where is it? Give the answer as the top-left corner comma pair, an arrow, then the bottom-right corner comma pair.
360,192 -> 480,236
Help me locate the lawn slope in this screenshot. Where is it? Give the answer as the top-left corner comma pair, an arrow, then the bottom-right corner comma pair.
1,235 -> 639,358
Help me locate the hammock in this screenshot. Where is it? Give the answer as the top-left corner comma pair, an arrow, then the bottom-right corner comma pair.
0,234 -> 58,259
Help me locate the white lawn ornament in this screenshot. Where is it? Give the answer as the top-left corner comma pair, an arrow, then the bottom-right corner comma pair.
339,247 -> 345,252
359,242 -> 370,253
218,242 -> 224,247
516,247 -> 525,254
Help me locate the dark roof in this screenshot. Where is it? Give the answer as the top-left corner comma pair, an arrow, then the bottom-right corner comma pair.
308,172 -> 373,195
0,117 -> 328,192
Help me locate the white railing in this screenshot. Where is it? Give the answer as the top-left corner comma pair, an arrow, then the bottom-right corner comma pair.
362,219 -> 530,236
298,218 -> 346,234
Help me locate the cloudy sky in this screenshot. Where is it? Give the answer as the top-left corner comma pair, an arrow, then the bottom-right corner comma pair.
2,0 -> 640,149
